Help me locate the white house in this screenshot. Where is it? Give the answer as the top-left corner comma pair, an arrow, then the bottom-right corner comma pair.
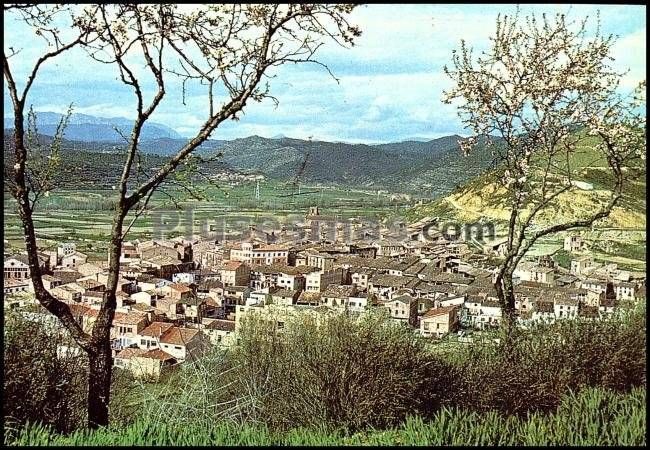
614,282 -> 636,300
564,235 -> 584,252
420,305 -> 459,338
172,272 -> 197,284
158,326 -> 208,362
554,297 -> 579,319
4,256 -> 30,280
514,262 -> 555,285
570,256 -> 594,275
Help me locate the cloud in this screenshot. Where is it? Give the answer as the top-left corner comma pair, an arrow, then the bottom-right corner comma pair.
611,27 -> 647,90
4,4 -> 646,143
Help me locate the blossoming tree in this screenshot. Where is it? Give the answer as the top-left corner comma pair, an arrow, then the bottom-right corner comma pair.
443,11 -> 646,331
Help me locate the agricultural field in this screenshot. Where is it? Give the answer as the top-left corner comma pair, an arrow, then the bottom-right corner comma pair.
3,180 -> 415,260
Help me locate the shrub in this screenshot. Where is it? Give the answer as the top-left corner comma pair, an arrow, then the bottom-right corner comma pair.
3,310 -> 143,435
452,303 -> 646,415
131,347 -> 255,428
3,310 -> 88,435
230,310 -> 457,431
4,301 -> 645,439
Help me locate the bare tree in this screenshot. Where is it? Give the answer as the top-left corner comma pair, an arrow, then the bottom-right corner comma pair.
4,3 -> 360,428
443,10 -> 646,333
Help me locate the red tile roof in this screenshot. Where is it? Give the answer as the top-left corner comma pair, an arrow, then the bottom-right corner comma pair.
139,321 -> 174,338
169,283 -> 192,293
160,327 -> 200,346
115,348 -> 147,359
222,260 -> 243,271
141,348 -> 176,361
113,311 -> 148,325
205,319 -> 235,332
422,305 -> 458,319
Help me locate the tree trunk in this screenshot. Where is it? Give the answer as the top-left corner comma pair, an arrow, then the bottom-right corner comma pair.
84,214 -> 125,429
87,342 -> 112,429
494,268 -> 517,339
501,277 -> 516,334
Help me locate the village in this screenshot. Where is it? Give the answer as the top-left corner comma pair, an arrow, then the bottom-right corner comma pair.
4,206 -> 646,381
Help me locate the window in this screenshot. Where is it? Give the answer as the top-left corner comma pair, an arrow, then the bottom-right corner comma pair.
175,346 -> 182,350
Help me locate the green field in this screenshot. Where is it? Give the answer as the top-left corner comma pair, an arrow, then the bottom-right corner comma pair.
3,180 -> 415,259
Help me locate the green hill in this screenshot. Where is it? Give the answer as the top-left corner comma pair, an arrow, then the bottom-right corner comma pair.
407,134 -> 646,229
4,131 -> 498,195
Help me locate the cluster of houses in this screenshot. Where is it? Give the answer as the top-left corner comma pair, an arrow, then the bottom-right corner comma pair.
4,210 -> 646,381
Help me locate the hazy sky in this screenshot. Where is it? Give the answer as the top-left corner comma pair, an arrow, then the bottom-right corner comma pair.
3,4 -> 646,143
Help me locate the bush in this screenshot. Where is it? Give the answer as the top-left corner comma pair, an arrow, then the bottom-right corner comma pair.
125,348 -> 254,429
552,249 -> 572,269
230,310 -> 456,431
3,310 -> 88,435
5,302 -> 645,439
3,310 -> 143,436
451,303 -> 646,415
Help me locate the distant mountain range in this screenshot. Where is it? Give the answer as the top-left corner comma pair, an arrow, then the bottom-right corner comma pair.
4,112 -> 182,142
4,112 -> 499,195
212,134 -> 495,195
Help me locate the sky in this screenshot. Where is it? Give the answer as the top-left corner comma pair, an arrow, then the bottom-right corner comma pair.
3,4 -> 646,144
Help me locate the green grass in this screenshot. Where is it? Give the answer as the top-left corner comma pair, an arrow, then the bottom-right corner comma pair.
6,387 -> 645,446
3,180 -> 410,259
591,240 -> 647,261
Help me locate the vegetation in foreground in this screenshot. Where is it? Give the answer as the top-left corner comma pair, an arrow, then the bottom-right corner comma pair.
7,387 -> 646,446
3,305 -> 646,446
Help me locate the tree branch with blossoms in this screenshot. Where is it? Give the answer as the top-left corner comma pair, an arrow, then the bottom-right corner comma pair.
443,10 -> 646,334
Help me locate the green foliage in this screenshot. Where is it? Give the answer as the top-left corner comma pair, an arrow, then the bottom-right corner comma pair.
4,304 -> 646,445
449,304 -> 646,415
6,387 -> 646,446
552,248 -> 572,269
592,240 -> 647,261
3,311 -> 88,435
2,311 -> 155,437
230,311 -> 456,431
134,348 -> 257,429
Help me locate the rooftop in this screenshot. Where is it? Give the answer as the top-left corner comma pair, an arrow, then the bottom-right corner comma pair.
113,311 -> 148,325
322,284 -> 357,298
160,327 -> 201,346
139,322 -> 174,338
169,283 -> 192,293
205,319 -> 236,332
115,348 -> 148,359
422,305 -> 458,319
141,348 -> 176,361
